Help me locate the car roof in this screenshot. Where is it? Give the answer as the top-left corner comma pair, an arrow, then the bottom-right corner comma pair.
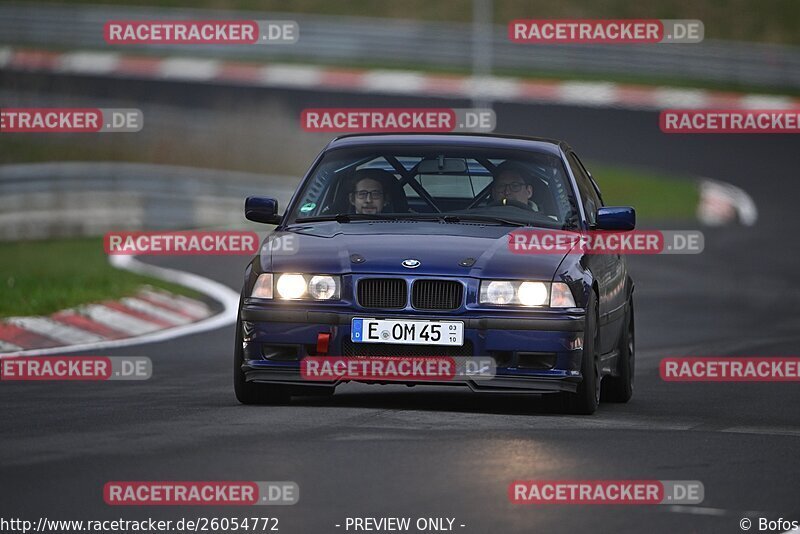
326,133 -> 570,156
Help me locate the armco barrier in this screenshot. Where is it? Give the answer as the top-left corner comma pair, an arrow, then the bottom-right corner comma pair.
0,162 -> 297,240
0,3 -> 798,89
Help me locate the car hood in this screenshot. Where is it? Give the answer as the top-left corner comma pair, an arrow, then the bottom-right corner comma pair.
268,221 -> 571,280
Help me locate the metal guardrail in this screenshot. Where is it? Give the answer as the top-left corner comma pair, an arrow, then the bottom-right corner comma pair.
0,162 -> 297,240
1,3 -> 799,89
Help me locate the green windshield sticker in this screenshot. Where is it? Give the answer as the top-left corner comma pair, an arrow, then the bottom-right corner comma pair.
300,202 -> 316,212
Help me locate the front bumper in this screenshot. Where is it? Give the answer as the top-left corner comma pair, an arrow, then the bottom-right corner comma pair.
240,304 -> 586,394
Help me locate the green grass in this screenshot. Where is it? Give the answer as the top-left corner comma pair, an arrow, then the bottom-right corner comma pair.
0,237 -> 204,318
590,163 -> 699,220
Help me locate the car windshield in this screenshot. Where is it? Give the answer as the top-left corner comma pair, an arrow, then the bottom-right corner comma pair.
286,144 -> 580,229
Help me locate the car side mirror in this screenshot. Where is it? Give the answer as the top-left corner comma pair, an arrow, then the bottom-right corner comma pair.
245,196 -> 282,225
596,206 -> 635,231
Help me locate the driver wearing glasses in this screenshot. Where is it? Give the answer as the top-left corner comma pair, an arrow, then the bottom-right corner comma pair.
349,169 -> 393,214
490,161 -> 539,211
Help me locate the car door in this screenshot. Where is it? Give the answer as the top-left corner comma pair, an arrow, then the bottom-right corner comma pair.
567,151 -> 627,356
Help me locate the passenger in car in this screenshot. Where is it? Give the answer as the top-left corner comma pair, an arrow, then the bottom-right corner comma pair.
490,161 -> 539,211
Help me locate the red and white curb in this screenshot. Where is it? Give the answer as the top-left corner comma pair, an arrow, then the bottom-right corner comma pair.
1,46 -> 799,111
0,255 -> 239,357
697,178 -> 758,226
0,286 -> 211,355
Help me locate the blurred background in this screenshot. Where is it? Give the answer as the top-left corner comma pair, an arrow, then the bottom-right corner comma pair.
0,0 -> 796,313
3,1 -> 799,175
3,6 -> 800,530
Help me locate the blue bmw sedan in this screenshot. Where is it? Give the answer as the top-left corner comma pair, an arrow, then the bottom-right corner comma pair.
235,133 -> 635,414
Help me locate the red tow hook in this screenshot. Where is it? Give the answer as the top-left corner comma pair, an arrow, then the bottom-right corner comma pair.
316,333 -> 331,355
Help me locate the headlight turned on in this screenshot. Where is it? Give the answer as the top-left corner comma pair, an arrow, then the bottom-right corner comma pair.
252,273 -> 342,300
479,281 -> 576,308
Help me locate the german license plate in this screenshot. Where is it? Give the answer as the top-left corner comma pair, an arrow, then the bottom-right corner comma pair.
351,318 -> 464,346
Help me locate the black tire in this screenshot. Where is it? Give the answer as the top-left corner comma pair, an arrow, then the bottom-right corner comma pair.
562,290 -> 601,415
601,299 -> 635,403
233,315 -> 291,405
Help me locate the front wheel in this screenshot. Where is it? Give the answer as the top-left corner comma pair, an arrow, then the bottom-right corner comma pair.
233,317 -> 290,405
544,290 -> 600,415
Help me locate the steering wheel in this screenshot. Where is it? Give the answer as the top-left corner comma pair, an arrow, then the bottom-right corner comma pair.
487,198 -> 530,210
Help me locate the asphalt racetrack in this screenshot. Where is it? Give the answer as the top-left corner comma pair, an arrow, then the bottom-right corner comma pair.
1,79 -> 799,533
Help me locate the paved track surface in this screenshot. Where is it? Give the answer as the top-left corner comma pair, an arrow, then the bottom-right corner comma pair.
1,76 -> 799,533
